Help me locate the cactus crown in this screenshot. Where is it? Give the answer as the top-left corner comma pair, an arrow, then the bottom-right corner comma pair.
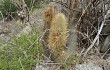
44,6 -> 56,28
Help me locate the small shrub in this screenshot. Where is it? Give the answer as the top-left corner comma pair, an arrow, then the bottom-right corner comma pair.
0,0 -> 17,19
24,0 -> 41,8
0,32 -> 43,70
0,0 -> 41,19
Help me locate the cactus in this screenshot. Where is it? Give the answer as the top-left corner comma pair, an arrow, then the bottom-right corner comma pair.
43,5 -> 56,43
48,13 -> 68,62
43,6 -> 68,63
42,5 -> 57,57
43,5 -> 56,30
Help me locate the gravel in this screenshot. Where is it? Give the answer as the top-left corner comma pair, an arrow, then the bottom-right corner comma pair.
76,62 -> 103,70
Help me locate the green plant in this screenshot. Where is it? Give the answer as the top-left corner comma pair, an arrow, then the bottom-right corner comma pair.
0,0 -> 41,19
24,0 -> 41,8
0,32 -> 43,70
0,0 -> 17,18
